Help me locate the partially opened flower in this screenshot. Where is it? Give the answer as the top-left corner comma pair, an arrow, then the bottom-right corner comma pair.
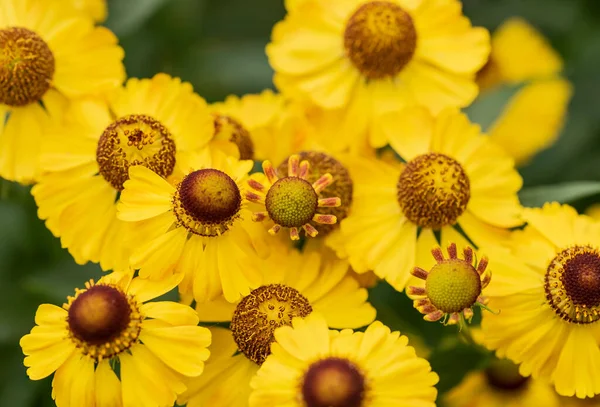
267,0 -> 489,148
408,243 -> 492,326
481,202 -> 600,398
249,312 -> 439,407
178,244 -> 376,407
32,74 -> 213,271
341,107 -> 522,291
20,271 -> 211,407
0,0 -> 124,183
246,154 -> 341,240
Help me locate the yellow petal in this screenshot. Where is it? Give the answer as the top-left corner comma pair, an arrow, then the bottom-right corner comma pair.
132,226 -> 188,280
381,106 -> 433,161
95,361 -> 123,407
140,301 -> 199,326
118,166 -> 175,222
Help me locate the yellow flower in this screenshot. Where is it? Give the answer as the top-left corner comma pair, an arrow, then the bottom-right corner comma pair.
177,244 -> 376,407
341,107 -> 522,291
0,0 -> 124,183
117,151 -> 272,303
267,0 -> 489,149
445,358 -> 560,407
31,74 -> 213,272
481,202 -> 600,398
249,312 -> 438,407
69,0 -> 108,22
20,271 -> 211,407
477,17 -> 572,165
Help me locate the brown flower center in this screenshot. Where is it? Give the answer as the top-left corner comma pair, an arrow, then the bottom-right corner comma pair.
0,27 -> 55,107
302,357 -> 366,407
344,1 -> 417,79
397,153 -> 470,229
277,151 -> 353,237
545,245 -> 600,324
230,284 -> 312,365
96,114 -> 176,190
173,168 -> 242,237
265,177 -> 318,228
213,114 -> 255,160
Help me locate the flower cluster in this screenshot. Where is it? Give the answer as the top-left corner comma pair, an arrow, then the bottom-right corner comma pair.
4,0 -> 596,406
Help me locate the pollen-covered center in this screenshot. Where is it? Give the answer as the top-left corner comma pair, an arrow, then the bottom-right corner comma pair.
485,358 -> 529,391
96,114 -> 176,190
344,1 -> 417,79
230,284 -> 312,365
545,245 -> 600,324
67,284 -> 142,361
173,169 -> 242,237
0,27 -> 55,107
278,151 -> 353,236
426,259 -> 482,313
265,177 -> 318,228
397,153 -> 470,229
302,357 -> 366,407
213,114 -> 254,160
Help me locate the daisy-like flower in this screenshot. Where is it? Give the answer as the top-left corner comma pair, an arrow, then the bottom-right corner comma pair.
267,0 -> 489,148
31,74 -> 213,271
246,154 -> 342,240
20,271 -> 211,407
445,358 -> 560,407
0,0 -> 124,183
476,17 -> 572,165
408,243 -> 492,326
117,151 -> 271,303
341,107 -> 523,291
177,244 -> 376,407
481,202 -> 600,398
249,312 -> 438,407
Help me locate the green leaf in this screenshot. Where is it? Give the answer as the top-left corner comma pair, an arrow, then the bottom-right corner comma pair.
106,0 -> 172,36
519,181 -> 600,207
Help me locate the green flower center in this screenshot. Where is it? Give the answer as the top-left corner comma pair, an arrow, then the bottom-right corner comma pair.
265,177 -> 318,228
425,258 -> 481,313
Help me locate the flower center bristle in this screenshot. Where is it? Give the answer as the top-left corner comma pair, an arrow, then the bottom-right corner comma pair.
66,283 -> 142,361
213,114 -> 254,160
397,153 -> 470,229
302,357 -> 365,407
545,245 -> 600,324
485,358 -> 529,391
96,114 -> 176,190
230,284 -> 312,365
173,169 -> 242,237
0,27 -> 55,107
277,151 -> 353,237
344,1 -> 416,79
426,259 -> 481,313
265,177 -> 318,228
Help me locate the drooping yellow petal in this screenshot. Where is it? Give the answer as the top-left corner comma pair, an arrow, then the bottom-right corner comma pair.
118,165 -> 175,221
95,361 -> 123,407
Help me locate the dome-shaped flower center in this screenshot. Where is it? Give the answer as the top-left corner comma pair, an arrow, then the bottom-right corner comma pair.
278,151 -> 353,237
344,1 -> 417,79
545,245 -> 600,324
230,284 -> 312,365
485,358 -> 529,391
0,27 -> 55,107
213,114 -> 254,160
397,153 -> 470,229
426,258 -> 482,313
265,177 -> 318,228
67,283 -> 142,361
173,168 -> 242,237
302,357 -> 366,407
96,114 -> 176,190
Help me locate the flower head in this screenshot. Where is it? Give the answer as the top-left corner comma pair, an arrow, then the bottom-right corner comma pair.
20,271 -> 211,407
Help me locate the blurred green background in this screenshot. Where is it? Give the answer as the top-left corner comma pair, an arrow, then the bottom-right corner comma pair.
1,0 -> 600,405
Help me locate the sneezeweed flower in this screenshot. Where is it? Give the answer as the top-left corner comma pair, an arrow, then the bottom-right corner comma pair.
476,17 -> 572,165
481,202 -> 600,398
32,74 -> 213,271
246,154 -> 341,240
117,152 -> 271,303
341,107 -> 523,291
249,313 -> 439,407
178,245 -> 376,407
445,358 -> 560,407
267,0 -> 489,148
0,0 -> 124,183
408,243 -> 492,327
20,271 -> 211,407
